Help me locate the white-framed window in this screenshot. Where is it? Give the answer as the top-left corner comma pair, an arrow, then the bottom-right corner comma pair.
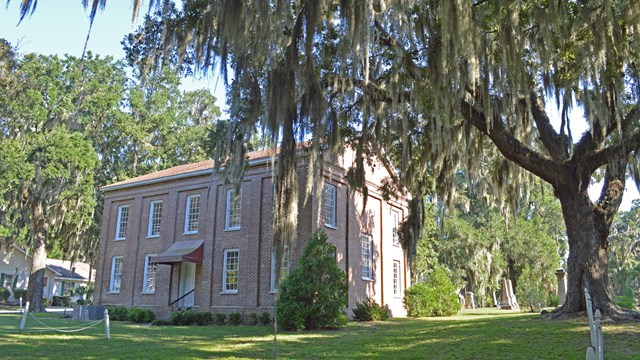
109,256 -> 123,293
225,189 -> 242,230
115,206 -> 129,240
147,201 -> 163,238
393,260 -> 401,296
222,249 -> 239,293
270,244 -> 290,292
323,183 -> 337,228
361,234 -> 373,280
392,210 -> 400,246
142,254 -> 157,293
184,194 -> 200,234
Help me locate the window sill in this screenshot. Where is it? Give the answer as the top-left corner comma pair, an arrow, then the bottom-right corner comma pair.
221,291 -> 238,295
141,291 -> 156,295
108,291 -> 121,294
224,227 -> 241,232
324,224 -> 337,230
114,238 -> 125,241
269,290 -> 277,294
361,277 -> 374,282
147,235 -> 160,239
183,231 -> 198,235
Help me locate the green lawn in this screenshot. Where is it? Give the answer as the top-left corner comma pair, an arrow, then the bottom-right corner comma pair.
0,309 -> 638,359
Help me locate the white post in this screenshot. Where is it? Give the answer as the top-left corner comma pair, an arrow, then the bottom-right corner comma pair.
595,309 -> 604,360
104,309 -> 110,340
19,301 -> 29,331
19,297 -> 23,312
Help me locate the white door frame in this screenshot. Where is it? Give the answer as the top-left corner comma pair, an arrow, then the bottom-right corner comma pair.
178,262 -> 196,308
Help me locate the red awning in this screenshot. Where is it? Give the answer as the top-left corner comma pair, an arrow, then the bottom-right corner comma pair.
152,240 -> 204,264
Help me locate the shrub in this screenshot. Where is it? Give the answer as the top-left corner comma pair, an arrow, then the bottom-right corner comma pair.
404,267 -> 461,317
194,311 -> 213,325
151,319 -> 172,326
51,296 -> 61,307
228,312 -> 242,325
352,299 -> 389,321
128,307 -> 156,323
517,265 -> 547,312
42,297 -> 50,307
613,295 -> 636,310
249,313 -> 259,325
108,305 -> 130,321
259,312 -> 271,325
171,309 -> 199,325
214,313 -> 227,325
547,294 -> 560,308
12,288 -> 27,301
276,230 -> 348,331
0,288 -> 10,302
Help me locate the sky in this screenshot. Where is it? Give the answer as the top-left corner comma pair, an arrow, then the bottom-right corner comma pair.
1,1 -> 638,211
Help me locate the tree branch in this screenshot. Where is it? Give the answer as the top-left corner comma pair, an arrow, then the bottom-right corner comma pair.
461,99 -> 567,186
529,91 -> 570,161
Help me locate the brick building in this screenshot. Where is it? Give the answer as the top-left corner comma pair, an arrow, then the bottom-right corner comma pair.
93,147 -> 409,318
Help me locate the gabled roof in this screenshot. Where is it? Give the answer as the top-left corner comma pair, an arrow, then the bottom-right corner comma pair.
101,148 -> 281,192
45,259 -> 94,282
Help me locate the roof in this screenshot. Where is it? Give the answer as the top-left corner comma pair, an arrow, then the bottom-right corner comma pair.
101,147 -> 283,192
45,259 -> 95,282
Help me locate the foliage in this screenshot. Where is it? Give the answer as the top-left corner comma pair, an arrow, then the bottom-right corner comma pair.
403,268 -> 461,317
127,307 -> 156,324
170,309 -> 213,326
214,313 -> 227,325
51,296 -> 71,307
351,299 -> 389,322
228,312 -> 242,326
41,298 -> 50,307
151,319 -> 172,326
12,289 -> 27,300
609,201 -> 640,306
107,306 -> 129,321
613,296 -> 637,311
517,265 -> 548,312
259,312 -> 271,325
248,313 -> 259,326
276,231 -> 348,331
0,288 -> 10,302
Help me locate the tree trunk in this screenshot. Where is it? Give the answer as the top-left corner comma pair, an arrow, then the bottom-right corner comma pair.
553,190 -> 620,318
27,201 -> 48,312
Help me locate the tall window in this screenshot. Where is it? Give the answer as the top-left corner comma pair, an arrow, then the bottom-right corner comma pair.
225,189 -> 242,230
115,206 -> 129,240
147,201 -> 163,237
361,235 -> 373,280
392,210 -> 400,246
109,256 -> 123,293
323,183 -> 337,228
184,194 -> 200,234
270,244 -> 290,292
393,260 -> 401,296
142,254 -> 157,293
222,249 -> 239,293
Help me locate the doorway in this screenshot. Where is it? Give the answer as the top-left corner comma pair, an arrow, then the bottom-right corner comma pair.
178,262 -> 196,308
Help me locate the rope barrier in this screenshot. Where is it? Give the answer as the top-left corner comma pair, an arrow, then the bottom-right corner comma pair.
26,312 -> 105,333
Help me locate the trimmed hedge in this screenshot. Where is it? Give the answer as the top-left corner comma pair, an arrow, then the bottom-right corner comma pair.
403,267 -> 461,317
128,307 -> 156,323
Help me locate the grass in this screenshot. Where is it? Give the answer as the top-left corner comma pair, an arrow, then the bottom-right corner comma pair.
0,308 -> 638,359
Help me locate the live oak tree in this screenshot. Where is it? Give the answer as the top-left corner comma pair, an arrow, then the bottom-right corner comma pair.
11,0 -> 640,319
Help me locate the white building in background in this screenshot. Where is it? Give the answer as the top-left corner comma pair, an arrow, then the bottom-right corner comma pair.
1,244 -> 94,303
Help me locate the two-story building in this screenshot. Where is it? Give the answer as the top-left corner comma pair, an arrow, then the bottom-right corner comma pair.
93,147 -> 409,318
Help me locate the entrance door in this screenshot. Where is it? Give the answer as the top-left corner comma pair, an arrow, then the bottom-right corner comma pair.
178,262 -> 196,308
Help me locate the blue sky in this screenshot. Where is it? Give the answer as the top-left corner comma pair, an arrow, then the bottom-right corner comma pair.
0,0 -> 226,109
2,1 -> 638,211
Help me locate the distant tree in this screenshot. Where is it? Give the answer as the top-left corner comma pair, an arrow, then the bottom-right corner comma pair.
609,201 -> 640,305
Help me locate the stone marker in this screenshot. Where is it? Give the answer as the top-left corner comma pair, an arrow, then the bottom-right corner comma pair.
555,268 -> 567,307
464,291 -> 476,309
500,279 -> 519,310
